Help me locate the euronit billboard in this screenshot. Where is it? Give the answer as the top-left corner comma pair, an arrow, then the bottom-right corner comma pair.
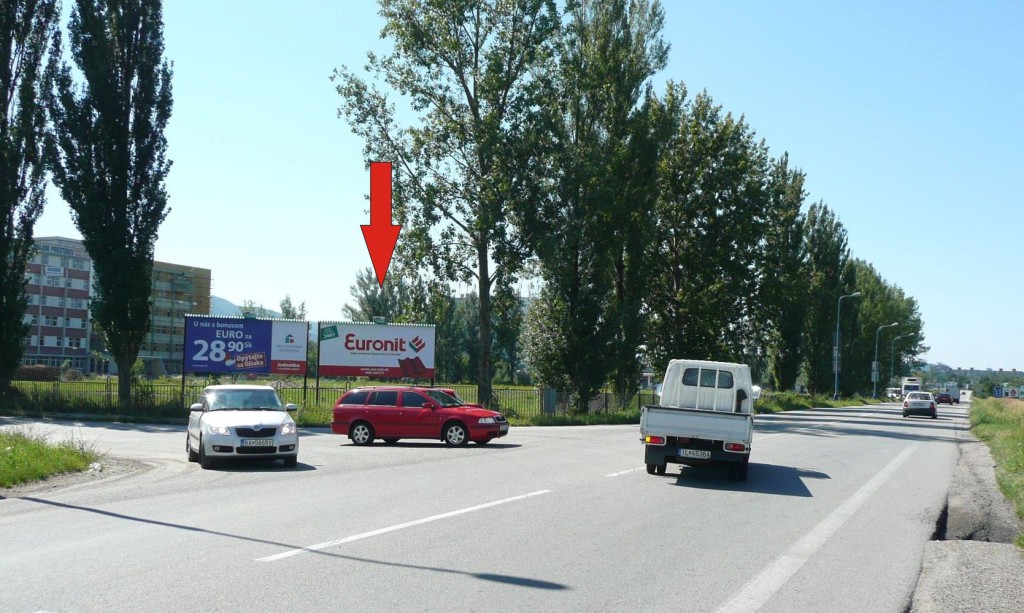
317,322 -> 435,378
184,315 -> 308,375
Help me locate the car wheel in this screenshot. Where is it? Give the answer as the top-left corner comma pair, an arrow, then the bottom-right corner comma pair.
475,438 -> 492,445
283,456 -> 298,468
350,422 -> 375,446
383,438 -> 399,445
646,463 -> 657,475
443,422 -> 469,447
655,463 -> 667,475
199,436 -> 214,470
187,434 -> 198,463
902,412 -> 908,418
931,411 -> 937,419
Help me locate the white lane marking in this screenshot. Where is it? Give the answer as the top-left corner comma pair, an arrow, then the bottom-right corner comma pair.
257,490 -> 552,562
715,444 -> 919,613
606,467 -> 645,477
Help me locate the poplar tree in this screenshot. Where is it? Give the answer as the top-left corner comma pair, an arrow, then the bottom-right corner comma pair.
0,0 -> 59,390
46,0 -> 172,407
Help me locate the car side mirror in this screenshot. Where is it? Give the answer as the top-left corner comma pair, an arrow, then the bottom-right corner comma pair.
189,403 -> 203,412
425,402 -> 438,411
285,403 -> 298,412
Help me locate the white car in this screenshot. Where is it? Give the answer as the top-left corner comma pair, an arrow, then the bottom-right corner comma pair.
902,391 -> 937,419
186,384 -> 299,469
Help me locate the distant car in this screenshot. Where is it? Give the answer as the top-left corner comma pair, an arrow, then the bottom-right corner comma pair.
332,386 -> 509,446
902,391 -> 937,419
186,384 -> 299,469
935,392 -> 955,405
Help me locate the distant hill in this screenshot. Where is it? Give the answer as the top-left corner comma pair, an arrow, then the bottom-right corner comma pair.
210,295 -> 281,318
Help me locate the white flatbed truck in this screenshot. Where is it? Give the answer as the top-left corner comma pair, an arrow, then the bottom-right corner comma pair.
640,359 -> 755,481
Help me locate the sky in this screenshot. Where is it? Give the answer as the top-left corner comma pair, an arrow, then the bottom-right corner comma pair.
33,1 -> 1023,371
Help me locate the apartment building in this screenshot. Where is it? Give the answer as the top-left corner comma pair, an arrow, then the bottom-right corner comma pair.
21,236 -> 211,376
21,237 -> 93,371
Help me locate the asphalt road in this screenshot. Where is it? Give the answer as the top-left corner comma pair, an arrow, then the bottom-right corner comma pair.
0,402 -> 968,612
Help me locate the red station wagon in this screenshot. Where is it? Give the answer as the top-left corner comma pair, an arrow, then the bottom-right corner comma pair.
332,386 -> 510,446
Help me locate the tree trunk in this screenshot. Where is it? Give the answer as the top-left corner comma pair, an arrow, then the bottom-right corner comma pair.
477,246 -> 493,408
116,351 -> 133,411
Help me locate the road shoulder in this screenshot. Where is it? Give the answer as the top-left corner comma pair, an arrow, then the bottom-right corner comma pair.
911,427 -> 1024,612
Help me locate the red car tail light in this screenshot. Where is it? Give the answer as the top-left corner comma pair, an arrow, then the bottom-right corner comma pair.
930,402 -> 936,410
903,401 -> 909,408
644,435 -> 666,445
724,442 -> 746,452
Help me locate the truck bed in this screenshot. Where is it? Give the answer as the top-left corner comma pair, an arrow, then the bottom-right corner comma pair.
641,405 -> 753,442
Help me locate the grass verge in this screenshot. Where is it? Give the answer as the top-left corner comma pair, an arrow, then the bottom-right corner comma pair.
755,391 -> 878,414
0,427 -> 99,489
969,398 -> 1024,547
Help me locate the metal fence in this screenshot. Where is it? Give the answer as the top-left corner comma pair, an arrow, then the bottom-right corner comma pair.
6,378 -> 658,420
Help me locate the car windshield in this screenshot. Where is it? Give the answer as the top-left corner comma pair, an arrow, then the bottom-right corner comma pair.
425,389 -> 464,408
207,390 -> 284,411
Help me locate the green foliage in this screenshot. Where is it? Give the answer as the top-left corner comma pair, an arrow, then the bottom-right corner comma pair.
333,0 -> 560,407
969,398 -> 1024,546
0,0 -> 60,389
647,84 -> 772,369
0,427 -> 97,488
800,203 -> 852,394
516,0 -> 667,410
762,155 -> 808,392
45,0 -> 173,408
278,295 -> 307,320
755,391 -> 875,414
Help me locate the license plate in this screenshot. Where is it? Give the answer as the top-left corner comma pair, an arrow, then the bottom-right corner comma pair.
241,439 -> 272,447
499,424 -> 509,432
680,449 -> 711,459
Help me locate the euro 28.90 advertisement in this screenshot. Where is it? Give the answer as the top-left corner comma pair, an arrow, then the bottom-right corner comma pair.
184,316 -> 308,375
317,322 -> 435,378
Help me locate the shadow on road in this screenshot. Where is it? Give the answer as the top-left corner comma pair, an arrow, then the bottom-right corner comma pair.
199,458 -> 317,472
11,496 -> 570,591
670,463 -> 830,497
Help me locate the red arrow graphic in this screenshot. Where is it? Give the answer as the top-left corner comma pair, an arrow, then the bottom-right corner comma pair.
361,161 -> 401,288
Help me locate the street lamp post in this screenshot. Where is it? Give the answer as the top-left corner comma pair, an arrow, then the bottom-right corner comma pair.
833,291 -> 862,400
873,322 -> 899,398
891,332 -> 914,386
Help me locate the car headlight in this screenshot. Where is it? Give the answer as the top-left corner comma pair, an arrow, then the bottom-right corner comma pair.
478,417 -> 496,424
208,425 -> 231,436
281,422 -> 296,436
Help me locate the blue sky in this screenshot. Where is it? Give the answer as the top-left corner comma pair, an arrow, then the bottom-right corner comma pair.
34,1 -> 1023,371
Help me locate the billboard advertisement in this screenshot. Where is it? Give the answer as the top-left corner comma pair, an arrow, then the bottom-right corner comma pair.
184,316 -> 308,375
317,322 -> 435,378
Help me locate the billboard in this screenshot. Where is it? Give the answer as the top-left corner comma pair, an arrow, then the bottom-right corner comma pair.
184,315 -> 308,375
318,322 -> 435,378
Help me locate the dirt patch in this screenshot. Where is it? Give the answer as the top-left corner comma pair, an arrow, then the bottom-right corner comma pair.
0,455 -> 149,498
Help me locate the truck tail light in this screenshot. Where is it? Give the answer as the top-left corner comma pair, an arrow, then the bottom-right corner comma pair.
644,435 -> 666,446
724,442 -> 746,452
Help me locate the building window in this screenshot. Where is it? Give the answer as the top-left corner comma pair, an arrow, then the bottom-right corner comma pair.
68,337 -> 82,349
30,315 -> 38,325
44,316 -> 60,327
46,276 -> 62,287
73,258 -> 85,270
80,319 -> 87,329
27,294 -> 39,305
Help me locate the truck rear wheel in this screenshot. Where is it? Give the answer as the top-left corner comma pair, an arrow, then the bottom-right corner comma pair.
646,463 -> 657,475
656,463 -> 667,475
731,459 -> 749,481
